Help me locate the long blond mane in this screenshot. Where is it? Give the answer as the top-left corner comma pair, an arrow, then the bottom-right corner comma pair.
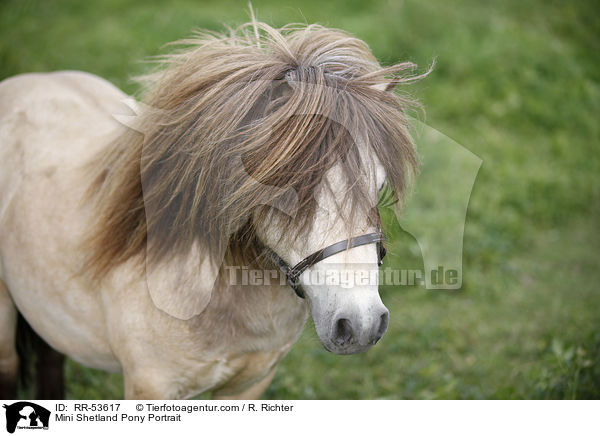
84,20 -> 422,279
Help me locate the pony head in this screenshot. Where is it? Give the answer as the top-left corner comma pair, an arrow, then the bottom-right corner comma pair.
86,20 -> 424,354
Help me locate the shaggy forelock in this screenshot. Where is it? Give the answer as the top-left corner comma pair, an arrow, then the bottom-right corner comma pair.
84,20 -> 422,278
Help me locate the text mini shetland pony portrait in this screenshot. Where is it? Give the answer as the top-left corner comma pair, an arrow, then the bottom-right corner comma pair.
0,19 -> 423,399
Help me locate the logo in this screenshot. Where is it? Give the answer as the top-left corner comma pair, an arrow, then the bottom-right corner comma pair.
113,94 -> 482,320
2,402 -> 50,433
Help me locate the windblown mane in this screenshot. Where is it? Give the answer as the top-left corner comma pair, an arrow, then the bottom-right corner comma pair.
84,20 -> 423,279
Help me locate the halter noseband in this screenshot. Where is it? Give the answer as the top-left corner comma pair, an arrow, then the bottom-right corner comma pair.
268,232 -> 387,299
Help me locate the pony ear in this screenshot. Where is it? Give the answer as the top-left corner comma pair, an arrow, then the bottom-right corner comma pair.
145,241 -> 220,320
370,81 -> 396,92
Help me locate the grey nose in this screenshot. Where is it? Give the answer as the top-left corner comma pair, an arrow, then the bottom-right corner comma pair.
331,308 -> 389,347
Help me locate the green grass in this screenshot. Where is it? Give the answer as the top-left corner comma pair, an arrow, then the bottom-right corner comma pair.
2,0 -> 599,399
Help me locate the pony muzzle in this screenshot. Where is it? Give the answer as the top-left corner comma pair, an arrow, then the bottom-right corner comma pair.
311,298 -> 389,355
329,307 -> 389,354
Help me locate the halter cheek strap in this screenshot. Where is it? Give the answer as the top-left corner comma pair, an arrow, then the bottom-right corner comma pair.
268,231 -> 387,299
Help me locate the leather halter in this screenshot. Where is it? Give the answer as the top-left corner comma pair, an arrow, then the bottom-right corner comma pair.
268,232 -> 387,299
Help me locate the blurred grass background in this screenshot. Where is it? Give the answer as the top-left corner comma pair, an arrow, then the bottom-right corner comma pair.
1,0 -> 598,399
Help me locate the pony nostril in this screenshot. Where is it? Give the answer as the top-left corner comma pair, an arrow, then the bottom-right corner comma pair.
374,311 -> 389,343
332,318 -> 354,346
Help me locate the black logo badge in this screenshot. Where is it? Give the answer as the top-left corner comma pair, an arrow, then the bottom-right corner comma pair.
2,402 -> 50,433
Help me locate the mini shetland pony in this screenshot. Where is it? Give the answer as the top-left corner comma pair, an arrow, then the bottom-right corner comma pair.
0,20 -> 420,399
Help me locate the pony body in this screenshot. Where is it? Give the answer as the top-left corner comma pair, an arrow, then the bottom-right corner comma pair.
0,22 -> 418,399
